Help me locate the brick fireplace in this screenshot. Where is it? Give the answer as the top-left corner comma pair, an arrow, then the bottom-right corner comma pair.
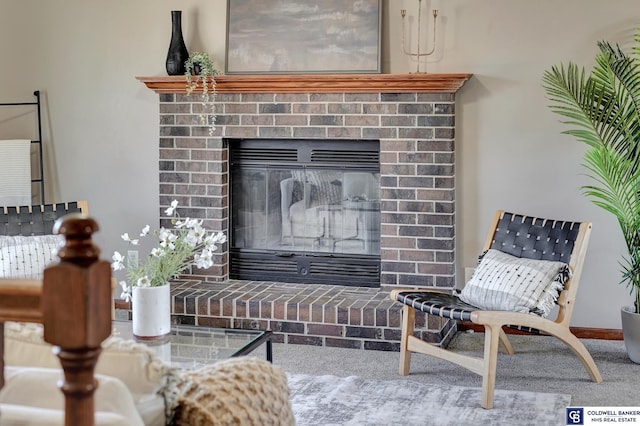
137,74 -> 470,350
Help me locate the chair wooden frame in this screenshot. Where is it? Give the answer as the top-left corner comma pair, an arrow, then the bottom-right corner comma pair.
390,210 -> 603,409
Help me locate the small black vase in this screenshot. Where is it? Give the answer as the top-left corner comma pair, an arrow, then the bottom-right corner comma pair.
165,10 -> 189,76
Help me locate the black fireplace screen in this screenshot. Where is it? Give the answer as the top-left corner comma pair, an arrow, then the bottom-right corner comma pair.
229,139 -> 380,286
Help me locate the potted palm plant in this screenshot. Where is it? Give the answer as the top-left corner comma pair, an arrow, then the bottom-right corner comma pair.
542,28 -> 640,362
184,51 -> 220,136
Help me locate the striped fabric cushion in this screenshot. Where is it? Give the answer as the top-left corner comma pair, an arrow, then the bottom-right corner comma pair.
459,249 -> 571,317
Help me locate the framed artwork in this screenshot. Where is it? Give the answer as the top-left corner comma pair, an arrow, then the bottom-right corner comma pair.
225,0 -> 382,74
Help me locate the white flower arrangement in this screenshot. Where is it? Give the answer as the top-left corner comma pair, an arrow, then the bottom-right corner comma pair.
112,200 -> 226,302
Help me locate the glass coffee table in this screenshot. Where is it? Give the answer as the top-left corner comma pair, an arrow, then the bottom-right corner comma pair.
112,321 -> 273,369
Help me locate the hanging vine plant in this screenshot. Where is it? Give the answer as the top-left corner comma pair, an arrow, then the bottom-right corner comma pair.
184,51 -> 220,135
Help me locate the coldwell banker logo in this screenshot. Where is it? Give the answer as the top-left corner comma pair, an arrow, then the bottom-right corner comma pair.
566,408 -> 584,425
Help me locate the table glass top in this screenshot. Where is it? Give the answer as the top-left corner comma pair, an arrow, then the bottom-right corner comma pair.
111,321 -> 268,369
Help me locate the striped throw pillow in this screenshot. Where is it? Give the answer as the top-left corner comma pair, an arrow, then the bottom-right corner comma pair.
0,235 -> 64,279
459,249 -> 571,317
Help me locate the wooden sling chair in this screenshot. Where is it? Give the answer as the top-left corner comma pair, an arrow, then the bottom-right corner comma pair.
1,206 -> 112,426
390,210 -> 603,409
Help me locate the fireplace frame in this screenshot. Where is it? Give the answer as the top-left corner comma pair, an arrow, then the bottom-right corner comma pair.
135,73 -> 471,349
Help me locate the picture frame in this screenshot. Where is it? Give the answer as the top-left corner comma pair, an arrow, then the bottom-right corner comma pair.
225,0 -> 382,75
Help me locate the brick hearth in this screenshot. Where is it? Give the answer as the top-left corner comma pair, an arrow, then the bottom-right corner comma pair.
135,74 -> 470,349
118,279 -> 457,351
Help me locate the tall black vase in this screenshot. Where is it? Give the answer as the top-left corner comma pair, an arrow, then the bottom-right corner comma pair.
165,10 -> 189,76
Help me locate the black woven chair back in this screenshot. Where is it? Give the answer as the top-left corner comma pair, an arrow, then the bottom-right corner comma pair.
0,202 -> 84,236
490,212 -> 581,264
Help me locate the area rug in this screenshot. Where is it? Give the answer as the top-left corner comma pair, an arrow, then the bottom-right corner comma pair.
287,373 -> 570,426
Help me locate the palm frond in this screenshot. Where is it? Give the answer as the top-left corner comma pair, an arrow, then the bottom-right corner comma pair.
543,63 -> 628,150
543,27 -> 640,304
582,145 -> 640,223
594,40 -> 640,164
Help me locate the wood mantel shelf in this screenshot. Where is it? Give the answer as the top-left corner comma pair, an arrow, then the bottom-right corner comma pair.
136,73 -> 472,94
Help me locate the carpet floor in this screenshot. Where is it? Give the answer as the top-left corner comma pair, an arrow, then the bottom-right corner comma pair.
272,331 -> 640,420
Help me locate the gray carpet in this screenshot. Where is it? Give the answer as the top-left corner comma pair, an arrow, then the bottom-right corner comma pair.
287,373 -> 570,426
272,332 -> 640,412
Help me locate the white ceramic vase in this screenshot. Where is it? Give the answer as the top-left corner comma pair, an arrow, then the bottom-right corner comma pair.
132,284 -> 171,340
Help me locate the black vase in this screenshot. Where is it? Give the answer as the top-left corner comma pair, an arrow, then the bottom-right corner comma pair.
165,10 -> 189,76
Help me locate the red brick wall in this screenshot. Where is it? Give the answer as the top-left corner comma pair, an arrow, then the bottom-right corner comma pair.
158,91 -> 456,290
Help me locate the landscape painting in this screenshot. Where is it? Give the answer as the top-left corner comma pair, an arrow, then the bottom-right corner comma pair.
225,0 -> 381,74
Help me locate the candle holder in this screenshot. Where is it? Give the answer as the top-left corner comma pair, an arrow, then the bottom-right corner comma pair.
401,0 -> 438,73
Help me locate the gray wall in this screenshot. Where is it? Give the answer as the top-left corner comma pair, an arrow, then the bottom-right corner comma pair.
0,0 -> 636,329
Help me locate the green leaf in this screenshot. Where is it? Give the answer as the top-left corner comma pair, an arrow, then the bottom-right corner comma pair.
543,27 -> 640,309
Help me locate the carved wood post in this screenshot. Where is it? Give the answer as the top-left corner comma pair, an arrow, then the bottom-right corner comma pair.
42,214 -> 112,426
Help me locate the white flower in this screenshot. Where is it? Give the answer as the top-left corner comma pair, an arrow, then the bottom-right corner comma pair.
185,218 -> 202,229
184,232 -> 199,247
194,248 -> 214,269
214,232 -> 227,244
151,247 -> 165,257
190,223 -> 206,242
165,199 -> 179,216
140,225 -> 150,237
159,228 -> 178,250
205,231 -> 227,249
119,281 -> 132,303
111,251 -> 125,271
137,276 -> 151,288
121,233 -> 139,245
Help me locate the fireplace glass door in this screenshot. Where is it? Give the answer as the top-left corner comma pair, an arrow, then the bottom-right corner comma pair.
233,168 -> 380,255
229,139 -> 381,286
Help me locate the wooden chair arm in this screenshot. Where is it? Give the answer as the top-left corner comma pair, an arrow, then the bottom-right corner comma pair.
0,280 -> 43,323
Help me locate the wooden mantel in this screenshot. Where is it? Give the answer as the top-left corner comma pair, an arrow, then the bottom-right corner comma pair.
136,73 -> 471,94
